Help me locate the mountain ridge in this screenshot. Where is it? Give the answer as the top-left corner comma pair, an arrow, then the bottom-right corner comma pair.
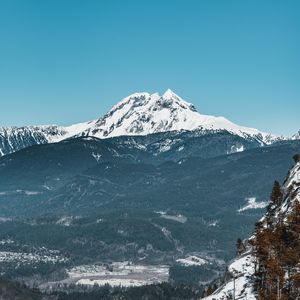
78,89 -> 275,141
0,90 -> 289,156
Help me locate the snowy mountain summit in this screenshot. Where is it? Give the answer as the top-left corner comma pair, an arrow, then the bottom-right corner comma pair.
79,89 -> 274,142
0,89 -> 278,156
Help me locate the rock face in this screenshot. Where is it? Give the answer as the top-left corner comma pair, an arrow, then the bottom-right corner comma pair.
0,89 -> 278,156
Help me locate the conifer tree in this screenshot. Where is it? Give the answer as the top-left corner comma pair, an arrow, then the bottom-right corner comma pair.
270,180 -> 283,206
293,154 -> 300,163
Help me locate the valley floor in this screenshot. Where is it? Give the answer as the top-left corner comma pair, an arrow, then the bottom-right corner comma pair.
40,262 -> 169,290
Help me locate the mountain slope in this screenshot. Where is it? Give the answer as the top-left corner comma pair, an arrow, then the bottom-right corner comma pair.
0,126 -> 64,156
0,138 -> 299,262
203,157 -> 300,300
0,278 -> 47,300
79,89 -> 276,143
0,121 -> 92,156
0,90 -> 279,156
292,130 -> 300,140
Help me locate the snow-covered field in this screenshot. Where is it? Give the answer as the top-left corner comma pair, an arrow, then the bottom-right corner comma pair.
67,262 -> 169,287
77,278 -> 151,287
176,255 -> 208,266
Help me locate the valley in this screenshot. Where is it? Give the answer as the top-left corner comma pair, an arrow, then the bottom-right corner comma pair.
0,91 -> 299,298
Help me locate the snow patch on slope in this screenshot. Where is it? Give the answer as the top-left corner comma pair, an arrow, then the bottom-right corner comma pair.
203,253 -> 256,300
238,197 -> 268,212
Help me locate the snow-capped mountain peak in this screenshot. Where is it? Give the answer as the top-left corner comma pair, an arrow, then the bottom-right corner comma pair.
162,89 -> 196,110
0,89 -> 282,156
81,89 -> 204,138
163,88 -> 176,98
79,89 -> 275,142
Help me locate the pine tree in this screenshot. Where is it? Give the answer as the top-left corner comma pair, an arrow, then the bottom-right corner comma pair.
293,154 -> 300,163
236,238 -> 245,255
270,180 -> 283,206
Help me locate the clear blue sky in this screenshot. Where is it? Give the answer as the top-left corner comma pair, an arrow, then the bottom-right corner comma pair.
0,0 -> 299,135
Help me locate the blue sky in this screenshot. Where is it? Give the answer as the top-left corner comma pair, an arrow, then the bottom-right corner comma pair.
0,0 -> 299,135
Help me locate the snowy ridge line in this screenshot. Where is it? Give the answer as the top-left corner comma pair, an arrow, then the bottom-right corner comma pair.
0,89 -> 285,157
77,89 -> 278,143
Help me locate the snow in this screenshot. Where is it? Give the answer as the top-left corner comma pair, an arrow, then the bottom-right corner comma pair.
92,152 -> 102,163
236,145 -> 244,152
0,190 -> 41,196
203,254 -> 256,300
292,130 -> 300,140
285,162 -> 300,188
238,197 -> 268,212
277,162 -> 300,216
160,214 -> 187,223
56,216 -> 79,226
72,90 -> 278,143
229,144 -> 245,154
77,278 -> 151,287
163,88 -> 195,108
0,239 -> 14,245
155,211 -> 187,223
208,220 -> 219,227
0,89 -> 282,157
62,121 -> 96,140
0,250 -> 67,264
24,190 -> 41,195
176,256 -> 208,266
68,262 -> 169,288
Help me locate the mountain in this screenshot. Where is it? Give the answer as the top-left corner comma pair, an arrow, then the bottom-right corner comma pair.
292,130 -> 300,140
0,136 -> 299,268
203,157 -> 300,300
0,122 -> 92,157
1,137 -> 299,218
78,89 -> 275,143
0,90 -> 279,156
0,130 -> 299,290
0,126 -> 63,156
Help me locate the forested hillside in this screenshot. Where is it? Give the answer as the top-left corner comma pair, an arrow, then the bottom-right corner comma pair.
253,154 -> 300,299
203,155 -> 300,300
